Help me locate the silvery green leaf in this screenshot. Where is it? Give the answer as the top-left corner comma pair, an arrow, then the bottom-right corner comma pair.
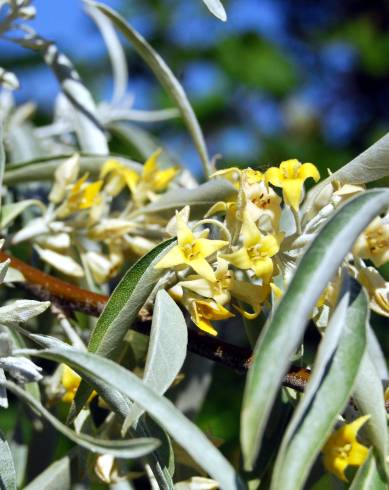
241,189 -> 389,470
0,356 -> 43,383
136,179 -> 237,219
271,285 -> 368,490
89,1 -> 212,178
201,0 -> 227,21
367,325 -> 388,380
0,200 -> 45,230
0,368 -> 8,408
0,300 -> 50,324
349,450 -> 387,490
3,267 -> 25,283
0,431 -> 16,490
4,153 -> 142,185
16,36 -> 108,155
122,290 -> 188,432
304,132 -> 389,214
352,352 -> 389,469
6,380 -> 159,459
85,4 -> 128,104
31,348 -> 244,490
69,238 -> 176,421
23,455 -> 71,490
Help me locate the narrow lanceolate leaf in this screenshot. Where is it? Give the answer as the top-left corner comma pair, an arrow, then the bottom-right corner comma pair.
271,285 -> 368,490
90,1 -> 212,178
123,290 -> 188,433
304,132 -> 389,214
32,348 -> 244,490
0,431 -> 16,490
23,456 -> 71,490
70,239 -> 176,420
89,239 -> 176,357
241,189 -> 389,470
202,0 -> 227,21
349,450 -> 388,490
5,381 -> 159,459
136,179 -> 237,219
4,154 -> 142,185
352,352 -> 389,469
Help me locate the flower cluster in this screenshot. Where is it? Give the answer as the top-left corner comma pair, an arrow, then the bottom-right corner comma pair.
12,151 -> 179,285
154,159 -> 389,336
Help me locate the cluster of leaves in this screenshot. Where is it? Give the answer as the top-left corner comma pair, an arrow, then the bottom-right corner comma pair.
0,1 -> 388,489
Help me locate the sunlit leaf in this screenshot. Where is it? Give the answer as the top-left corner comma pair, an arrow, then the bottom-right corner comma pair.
241,189 -> 389,470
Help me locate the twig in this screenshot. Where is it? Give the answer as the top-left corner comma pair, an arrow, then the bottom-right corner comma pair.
0,250 -> 309,391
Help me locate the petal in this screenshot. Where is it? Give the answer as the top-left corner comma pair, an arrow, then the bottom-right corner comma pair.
142,148 -> 162,180
205,201 -> 228,217
323,452 -> 349,482
280,159 -> 301,178
192,313 -> 218,336
298,162 -> 320,183
176,211 -> 195,246
343,415 -> 371,442
231,278 -> 270,307
252,257 -> 274,280
282,179 -> 304,211
265,166 -> 284,188
179,277 -> 214,298
348,442 -> 369,466
123,169 -> 139,194
79,180 -> 103,209
221,248 -> 252,270
196,238 -> 228,258
153,167 -> 179,191
100,159 -> 122,178
154,246 -> 186,269
261,234 -> 280,257
242,212 -> 262,248
189,257 -> 217,282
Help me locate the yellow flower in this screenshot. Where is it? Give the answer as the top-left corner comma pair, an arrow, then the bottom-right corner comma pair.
245,180 -> 282,229
190,298 -> 234,336
57,174 -> 103,217
322,415 -> 370,481
221,212 -> 280,281
265,159 -> 320,211
353,217 -> 389,267
179,258 -> 270,319
61,365 -> 96,404
141,148 -> 179,192
100,160 -> 139,197
155,210 -> 228,282
211,167 -> 263,189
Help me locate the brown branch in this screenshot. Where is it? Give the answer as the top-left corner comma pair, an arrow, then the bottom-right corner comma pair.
0,250 -> 309,391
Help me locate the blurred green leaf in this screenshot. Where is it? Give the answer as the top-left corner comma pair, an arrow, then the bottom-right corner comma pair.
136,178 -> 237,219
4,154 -> 142,185
90,1 -> 212,178
23,456 -> 71,490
